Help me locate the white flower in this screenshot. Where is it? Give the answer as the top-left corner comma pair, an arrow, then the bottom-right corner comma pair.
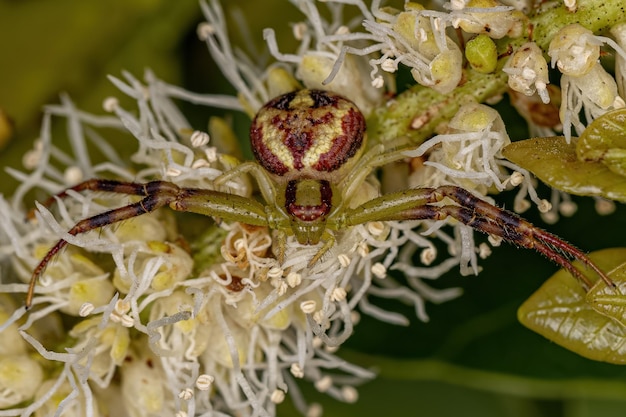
358,3 -> 463,94
406,102 -> 512,191
504,42 -> 550,104
449,0 -> 526,39
262,0 -> 389,114
549,24 -> 626,141
548,24 -> 601,77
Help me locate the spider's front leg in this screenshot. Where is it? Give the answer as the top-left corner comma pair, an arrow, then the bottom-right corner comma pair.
27,179 -> 269,308
343,185 -> 613,289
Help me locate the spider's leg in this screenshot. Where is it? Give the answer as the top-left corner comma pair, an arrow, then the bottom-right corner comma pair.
28,180 -> 271,308
343,185 -> 613,289
338,142 -> 415,207
431,186 -> 613,289
308,231 -> 336,267
213,161 -> 277,205
167,187 -> 269,225
27,179 -> 150,219
27,180 -> 182,307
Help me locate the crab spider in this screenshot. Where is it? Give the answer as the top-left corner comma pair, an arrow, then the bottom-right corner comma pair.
25,89 -> 613,308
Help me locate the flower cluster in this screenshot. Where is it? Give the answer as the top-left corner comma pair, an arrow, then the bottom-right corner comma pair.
1,0 -> 625,416
549,24 -> 626,142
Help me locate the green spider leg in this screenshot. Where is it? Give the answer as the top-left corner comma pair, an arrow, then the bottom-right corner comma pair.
25,179 -> 275,308
213,161 -> 277,206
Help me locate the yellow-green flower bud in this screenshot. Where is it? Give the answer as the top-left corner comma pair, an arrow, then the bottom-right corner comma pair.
465,34 -> 498,73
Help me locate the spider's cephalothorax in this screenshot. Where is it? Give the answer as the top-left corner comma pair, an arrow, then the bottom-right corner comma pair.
25,89 -> 614,308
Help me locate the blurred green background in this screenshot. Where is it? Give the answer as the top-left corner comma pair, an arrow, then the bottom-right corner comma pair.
1,1 -> 626,416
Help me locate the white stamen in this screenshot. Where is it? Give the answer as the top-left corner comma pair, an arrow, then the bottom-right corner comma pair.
190,130 -> 210,147
271,389 -> 286,404
595,198 -> 616,215
338,253 -> 351,267
22,149 -> 42,170
372,262 -> 387,279
300,300 -> 317,314
488,235 -> 503,246
78,302 -> 95,317
115,299 -> 131,315
197,22 -> 215,40
286,272 -> 302,287
63,166 -> 83,184
196,374 -> 214,391
478,242 -> 492,259
367,221 -> 385,237
306,403 -> 323,417
541,210 -> 559,224
312,310 -> 325,324
178,388 -> 194,400
341,386 -> 359,403
276,280 -> 288,296
314,375 -> 332,393
102,97 -> 119,112
293,22 -> 307,40
357,242 -> 369,257
268,266 -> 283,279
381,59 -> 397,73
420,247 -> 437,265
290,363 -> 304,378
312,337 -> 323,349
192,158 -> 210,169
509,171 -> 524,186
205,147 -> 218,162
559,200 -> 578,217
538,199 -> 552,213
514,198 -> 531,213
324,344 -> 339,354
120,314 -> 135,328
371,76 -> 385,88
331,287 -> 347,302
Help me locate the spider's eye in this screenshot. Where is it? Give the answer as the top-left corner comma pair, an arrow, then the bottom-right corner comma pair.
250,89 -> 366,177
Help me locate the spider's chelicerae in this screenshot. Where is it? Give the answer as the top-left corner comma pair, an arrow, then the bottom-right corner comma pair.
26,89 -> 613,307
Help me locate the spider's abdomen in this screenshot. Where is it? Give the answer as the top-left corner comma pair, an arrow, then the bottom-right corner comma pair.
250,89 -> 366,178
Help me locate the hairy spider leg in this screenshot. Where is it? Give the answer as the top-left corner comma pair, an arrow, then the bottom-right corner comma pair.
26,179 -> 150,220
27,180 -> 178,307
343,185 -> 614,290
26,179 -> 270,308
213,161 -> 278,206
335,143 -> 415,212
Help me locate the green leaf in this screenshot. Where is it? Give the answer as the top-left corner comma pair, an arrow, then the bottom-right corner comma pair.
577,109 -> 626,177
518,248 -> 626,365
586,262 -> 626,327
502,137 -> 626,202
